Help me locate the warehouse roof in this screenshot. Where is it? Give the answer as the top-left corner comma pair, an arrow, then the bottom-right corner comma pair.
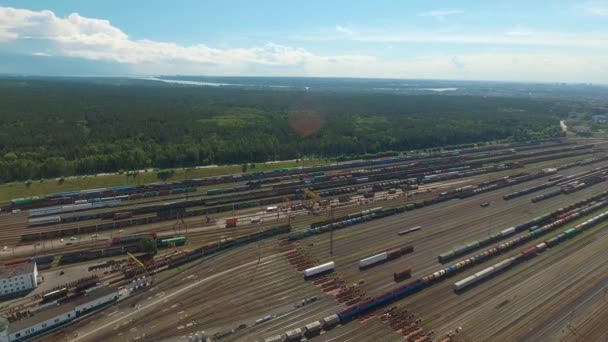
8,304 -> 68,333
69,287 -> 118,307
8,287 -> 118,333
0,262 -> 35,279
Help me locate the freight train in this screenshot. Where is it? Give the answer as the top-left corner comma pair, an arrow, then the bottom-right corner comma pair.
3,139 -> 578,213
289,207 -> 399,241
164,224 -> 291,269
17,145 -> 588,227
439,189 -> 608,263
17,146 -> 596,242
329,200 -> 608,324
270,194 -> 600,335
454,209 -> 608,291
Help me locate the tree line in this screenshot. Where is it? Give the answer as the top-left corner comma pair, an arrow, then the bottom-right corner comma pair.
0,78 -> 568,183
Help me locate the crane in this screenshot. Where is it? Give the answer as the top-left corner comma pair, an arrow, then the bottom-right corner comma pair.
126,251 -> 156,286
302,188 -> 321,212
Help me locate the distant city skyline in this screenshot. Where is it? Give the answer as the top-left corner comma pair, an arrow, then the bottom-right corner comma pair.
0,0 -> 607,82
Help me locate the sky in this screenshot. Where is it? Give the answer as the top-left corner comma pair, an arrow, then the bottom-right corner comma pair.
0,0 -> 607,82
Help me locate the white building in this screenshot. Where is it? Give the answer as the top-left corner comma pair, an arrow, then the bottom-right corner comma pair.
0,262 -> 38,298
0,318 -> 8,342
6,287 -> 118,342
7,306 -> 73,342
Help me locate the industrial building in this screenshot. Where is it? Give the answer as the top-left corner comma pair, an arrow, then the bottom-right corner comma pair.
1,287 -> 119,342
0,263 -> 38,298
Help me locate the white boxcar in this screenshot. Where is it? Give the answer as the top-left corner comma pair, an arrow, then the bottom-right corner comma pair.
453,275 -> 477,291
493,258 -> 513,272
474,266 -> 495,280
358,252 -> 388,269
303,261 -> 335,278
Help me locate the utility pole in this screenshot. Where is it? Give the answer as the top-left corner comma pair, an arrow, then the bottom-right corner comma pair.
329,205 -> 334,256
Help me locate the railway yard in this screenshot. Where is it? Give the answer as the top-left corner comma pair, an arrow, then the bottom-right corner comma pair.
2,138 -> 608,342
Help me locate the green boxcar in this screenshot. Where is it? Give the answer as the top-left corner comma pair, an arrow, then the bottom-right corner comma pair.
160,237 -> 187,247
207,189 -> 224,195
438,251 -> 455,262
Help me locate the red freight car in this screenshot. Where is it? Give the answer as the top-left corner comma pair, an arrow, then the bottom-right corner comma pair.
393,268 -> 412,282
521,246 -> 538,258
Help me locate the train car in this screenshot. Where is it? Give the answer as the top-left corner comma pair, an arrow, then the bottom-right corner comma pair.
111,232 -> 157,245
31,255 -> 53,265
322,314 -> 340,328
159,237 -> 187,247
41,287 -> 68,303
303,262 -> 335,278
28,215 -> 62,226
225,218 -> 238,228
393,268 -> 412,282
113,211 -> 133,220
387,245 -> 414,260
359,253 -> 388,269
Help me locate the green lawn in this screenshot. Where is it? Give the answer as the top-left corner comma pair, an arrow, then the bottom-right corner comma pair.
0,158 -> 330,204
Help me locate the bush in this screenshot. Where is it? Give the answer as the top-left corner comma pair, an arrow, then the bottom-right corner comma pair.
139,236 -> 158,254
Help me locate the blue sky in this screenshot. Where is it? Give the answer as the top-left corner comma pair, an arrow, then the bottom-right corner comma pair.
1,0 -> 608,82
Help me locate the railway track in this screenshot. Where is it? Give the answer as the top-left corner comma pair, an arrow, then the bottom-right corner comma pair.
13,139 -> 608,342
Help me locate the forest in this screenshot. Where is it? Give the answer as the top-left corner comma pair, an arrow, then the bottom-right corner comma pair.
0,77 -> 568,183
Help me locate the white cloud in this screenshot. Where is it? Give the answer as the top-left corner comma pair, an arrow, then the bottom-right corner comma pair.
0,6 -> 607,82
335,25 -> 354,35
31,51 -> 51,56
417,9 -> 464,20
0,6 -> 372,73
580,1 -> 608,16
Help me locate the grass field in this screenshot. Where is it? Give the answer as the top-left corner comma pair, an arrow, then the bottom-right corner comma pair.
0,158 -> 330,204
